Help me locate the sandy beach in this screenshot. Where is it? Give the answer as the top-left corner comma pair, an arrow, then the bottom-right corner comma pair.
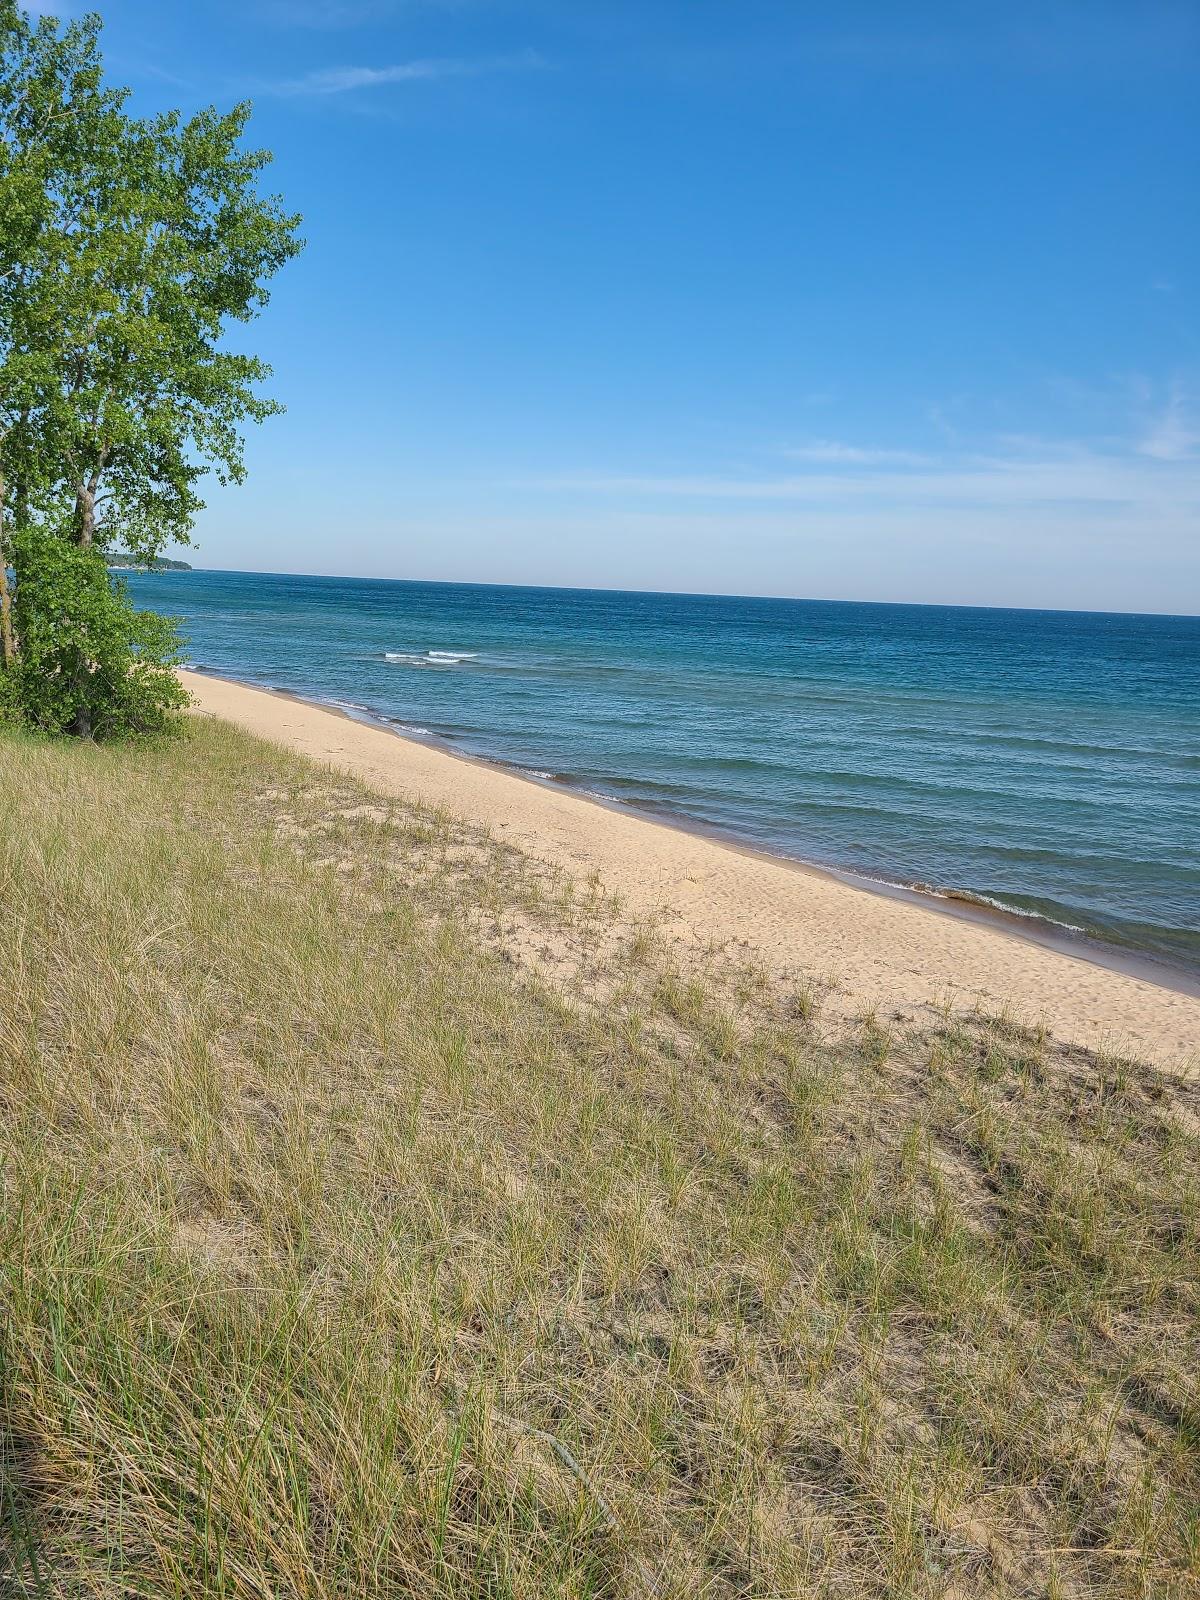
183,670 -> 1200,1071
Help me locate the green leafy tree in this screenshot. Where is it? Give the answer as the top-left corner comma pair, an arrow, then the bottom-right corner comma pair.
0,2 -> 302,734
42,96 -> 303,557
0,4 -> 126,665
2,524 -> 188,737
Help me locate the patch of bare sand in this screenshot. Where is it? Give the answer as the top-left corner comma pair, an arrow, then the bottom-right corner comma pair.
182,671 -> 1200,1071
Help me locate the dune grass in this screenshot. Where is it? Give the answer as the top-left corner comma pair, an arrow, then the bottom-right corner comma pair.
1,714 -> 1197,1597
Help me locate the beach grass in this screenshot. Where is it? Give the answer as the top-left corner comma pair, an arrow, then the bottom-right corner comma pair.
1,715 -> 1197,1597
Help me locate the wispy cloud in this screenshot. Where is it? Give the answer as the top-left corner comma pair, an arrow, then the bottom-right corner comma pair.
785,440 -> 930,467
1137,386 -> 1200,462
107,56 -> 196,90
266,48 -> 545,96
523,438 -> 1200,516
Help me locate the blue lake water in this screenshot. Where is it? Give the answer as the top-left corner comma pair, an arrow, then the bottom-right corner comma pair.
127,569 -> 1200,976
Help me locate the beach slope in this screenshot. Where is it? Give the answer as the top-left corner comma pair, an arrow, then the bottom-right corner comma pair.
5,704 -> 1199,1595
183,670 -> 1199,1069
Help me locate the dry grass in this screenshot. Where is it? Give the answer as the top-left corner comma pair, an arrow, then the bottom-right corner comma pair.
1,715 -> 1197,1597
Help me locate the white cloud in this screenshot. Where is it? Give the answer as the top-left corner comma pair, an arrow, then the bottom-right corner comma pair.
1138,386 -> 1200,462
785,440 -> 931,466
524,441 -> 1200,518
268,48 -> 545,96
505,439 -> 1199,612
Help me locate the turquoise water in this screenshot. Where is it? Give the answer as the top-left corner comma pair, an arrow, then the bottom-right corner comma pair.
128,569 -> 1200,976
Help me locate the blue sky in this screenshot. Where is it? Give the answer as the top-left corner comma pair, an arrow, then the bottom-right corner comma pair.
36,1 -> 1200,610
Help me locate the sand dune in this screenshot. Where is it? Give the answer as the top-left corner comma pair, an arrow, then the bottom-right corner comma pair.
183,670 -> 1200,1071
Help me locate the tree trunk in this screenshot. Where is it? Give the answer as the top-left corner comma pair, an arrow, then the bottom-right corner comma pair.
0,474 -> 14,668
75,480 -> 96,546
69,648 -> 92,739
71,472 -> 104,734
0,561 -> 12,670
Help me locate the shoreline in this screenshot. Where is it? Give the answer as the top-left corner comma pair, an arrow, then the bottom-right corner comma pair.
186,665 -> 1200,1003
180,668 -> 1200,1068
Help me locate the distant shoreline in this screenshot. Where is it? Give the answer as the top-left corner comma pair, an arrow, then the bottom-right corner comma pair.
181,668 -> 1200,1066
107,553 -> 192,572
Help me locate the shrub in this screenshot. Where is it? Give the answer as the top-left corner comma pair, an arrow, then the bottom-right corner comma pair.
3,527 -> 189,738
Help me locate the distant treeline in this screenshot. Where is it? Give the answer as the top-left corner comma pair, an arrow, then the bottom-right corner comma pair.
106,554 -> 193,572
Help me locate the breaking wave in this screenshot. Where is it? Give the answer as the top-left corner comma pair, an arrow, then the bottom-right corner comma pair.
383,649 -> 478,666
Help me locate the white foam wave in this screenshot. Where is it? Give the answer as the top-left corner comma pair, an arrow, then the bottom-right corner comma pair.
939,888 -> 1086,934
383,649 -> 478,666
830,867 -> 1088,937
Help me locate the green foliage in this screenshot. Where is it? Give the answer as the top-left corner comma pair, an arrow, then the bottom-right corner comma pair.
4,525 -> 188,738
0,0 -> 301,737
0,5 -> 127,506
26,91 -> 303,556
0,2 -> 303,557
106,550 -> 193,571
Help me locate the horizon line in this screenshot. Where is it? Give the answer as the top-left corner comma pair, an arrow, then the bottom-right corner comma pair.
148,562 -> 1200,622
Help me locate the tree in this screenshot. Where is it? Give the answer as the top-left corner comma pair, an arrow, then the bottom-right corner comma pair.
0,3 -> 126,666
0,2 -> 302,734
41,96 -> 303,560
2,524 -> 188,737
